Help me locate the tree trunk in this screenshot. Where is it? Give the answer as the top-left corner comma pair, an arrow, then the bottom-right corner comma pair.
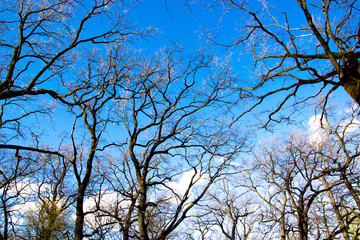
341,59 -> 360,105
137,178 -> 149,240
297,207 -> 308,240
1,199 -> 8,240
74,184 -> 86,240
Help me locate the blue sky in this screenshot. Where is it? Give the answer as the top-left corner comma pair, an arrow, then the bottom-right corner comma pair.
127,1 -> 221,51
125,1 -> 302,49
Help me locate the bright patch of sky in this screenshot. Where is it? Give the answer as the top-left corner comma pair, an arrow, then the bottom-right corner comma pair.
164,169 -> 207,198
307,103 -> 360,145
307,114 -> 326,144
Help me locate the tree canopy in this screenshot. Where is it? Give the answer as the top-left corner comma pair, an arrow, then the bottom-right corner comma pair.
210,0 -> 360,126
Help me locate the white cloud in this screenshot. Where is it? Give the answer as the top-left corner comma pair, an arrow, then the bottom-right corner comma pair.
307,112 -> 360,144
3,179 -> 43,198
83,191 -> 124,212
165,170 -> 207,197
307,115 -> 326,144
158,169 -> 209,206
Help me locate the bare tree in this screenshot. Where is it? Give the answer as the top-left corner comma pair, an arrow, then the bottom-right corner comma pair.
0,0 -> 142,101
0,150 -> 40,240
237,101 -> 360,239
316,105 -> 360,239
19,154 -> 74,240
209,0 -> 360,126
197,180 -> 259,240
61,42 -> 136,240
0,148 -> 72,240
0,0 -> 146,157
0,2 -> 244,238
0,1 -> 147,238
242,134 -> 336,239
75,47 -> 244,240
